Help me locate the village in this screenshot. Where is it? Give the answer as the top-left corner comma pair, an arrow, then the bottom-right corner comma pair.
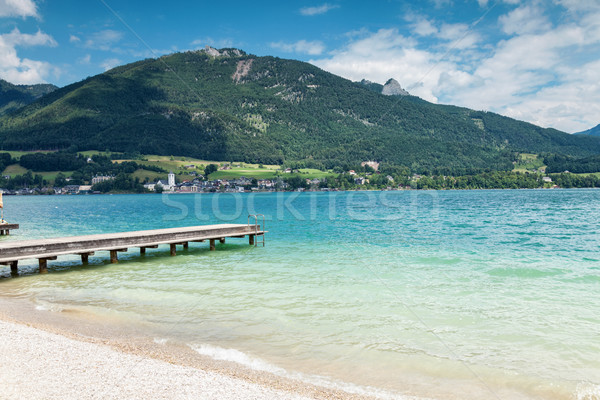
0,171 -> 355,195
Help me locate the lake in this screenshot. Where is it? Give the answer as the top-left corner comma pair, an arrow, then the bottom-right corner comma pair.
1,190 -> 599,399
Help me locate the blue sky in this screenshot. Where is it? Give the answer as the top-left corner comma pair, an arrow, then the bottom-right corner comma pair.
0,0 -> 599,133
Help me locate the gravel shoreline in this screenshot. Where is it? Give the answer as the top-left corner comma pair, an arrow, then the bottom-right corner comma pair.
0,319 -> 316,400
0,297 -> 380,400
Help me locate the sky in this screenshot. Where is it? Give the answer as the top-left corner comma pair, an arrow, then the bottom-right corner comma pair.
0,0 -> 599,133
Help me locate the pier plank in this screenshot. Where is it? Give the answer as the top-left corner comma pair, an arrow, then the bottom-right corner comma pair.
0,224 -> 265,274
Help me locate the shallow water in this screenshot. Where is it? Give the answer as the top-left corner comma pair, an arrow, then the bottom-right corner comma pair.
1,190 -> 599,399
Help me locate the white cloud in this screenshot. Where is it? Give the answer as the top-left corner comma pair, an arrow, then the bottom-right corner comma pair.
84,30 -> 124,51
432,0 -> 452,8
2,27 -> 56,47
412,18 -> 438,37
271,40 -> 325,55
0,28 -> 58,84
555,0 -> 600,12
311,2 -> 600,133
100,58 -> 121,71
78,54 -> 91,65
311,29 -> 441,101
0,0 -> 38,18
499,5 -> 551,35
69,34 -> 81,43
409,15 -> 480,49
299,3 -> 339,16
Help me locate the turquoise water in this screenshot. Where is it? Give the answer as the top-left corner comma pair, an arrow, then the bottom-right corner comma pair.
1,190 -> 600,399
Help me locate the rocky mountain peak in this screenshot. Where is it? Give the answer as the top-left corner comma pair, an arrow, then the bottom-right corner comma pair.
382,78 -> 409,96
200,46 -> 245,58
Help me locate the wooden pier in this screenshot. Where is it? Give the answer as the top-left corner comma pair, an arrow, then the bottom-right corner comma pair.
0,223 -> 265,276
0,224 -> 19,236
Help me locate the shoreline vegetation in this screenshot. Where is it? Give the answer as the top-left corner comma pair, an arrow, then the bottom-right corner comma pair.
2,150 -> 600,195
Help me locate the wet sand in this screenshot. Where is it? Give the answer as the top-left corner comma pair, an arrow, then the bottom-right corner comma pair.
0,296 -> 379,400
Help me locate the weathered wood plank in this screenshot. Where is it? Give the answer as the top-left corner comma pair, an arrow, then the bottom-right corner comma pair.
0,224 -> 265,263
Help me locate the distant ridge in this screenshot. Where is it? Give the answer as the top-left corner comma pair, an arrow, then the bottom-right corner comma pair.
0,79 -> 57,116
574,123 -> 600,136
1,47 -> 600,174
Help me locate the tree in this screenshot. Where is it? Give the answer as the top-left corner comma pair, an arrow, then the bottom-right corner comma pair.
204,163 -> 218,177
54,172 -> 67,187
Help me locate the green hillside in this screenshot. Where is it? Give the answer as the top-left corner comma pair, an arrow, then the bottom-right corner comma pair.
0,79 -> 57,116
1,48 -> 599,174
574,123 -> 600,137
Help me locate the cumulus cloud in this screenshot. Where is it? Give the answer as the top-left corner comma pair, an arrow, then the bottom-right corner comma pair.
409,15 -> 481,49
499,5 -> 551,35
84,30 -> 124,51
0,0 -> 38,18
100,58 -> 121,71
0,28 -> 58,84
311,2 -> 600,132
311,29 -> 441,101
69,34 -> 81,43
299,3 -> 339,16
271,40 -> 325,55
78,54 -> 91,65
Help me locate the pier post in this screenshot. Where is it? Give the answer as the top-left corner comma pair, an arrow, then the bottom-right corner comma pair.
39,258 -> 47,274
219,238 -> 225,244
249,235 -> 255,246
170,243 -> 176,256
140,245 -> 157,255
79,252 -> 94,264
109,249 -> 128,264
38,257 -> 56,274
183,242 -> 189,249
209,239 -> 216,251
9,261 -> 18,276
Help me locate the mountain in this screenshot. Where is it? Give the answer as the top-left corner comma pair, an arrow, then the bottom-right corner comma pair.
382,78 -> 409,96
1,47 -> 600,174
356,79 -> 383,94
357,78 -> 410,96
574,124 -> 600,136
0,79 -> 57,116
